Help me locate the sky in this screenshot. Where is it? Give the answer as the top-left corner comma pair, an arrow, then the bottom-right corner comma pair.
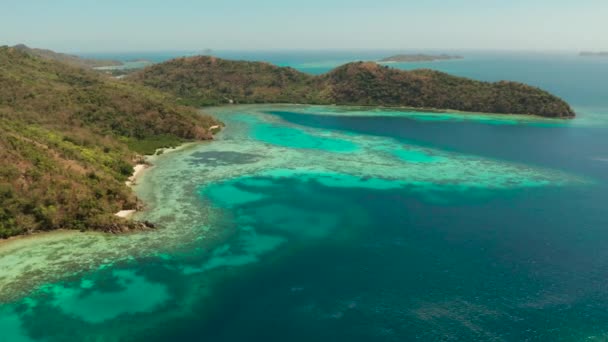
2,0 -> 607,53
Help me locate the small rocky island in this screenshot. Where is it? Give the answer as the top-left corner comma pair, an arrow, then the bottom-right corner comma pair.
580,51 -> 608,57
379,54 -> 464,63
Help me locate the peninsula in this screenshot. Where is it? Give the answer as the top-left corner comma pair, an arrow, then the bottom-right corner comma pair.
128,56 -> 575,118
379,54 -> 463,63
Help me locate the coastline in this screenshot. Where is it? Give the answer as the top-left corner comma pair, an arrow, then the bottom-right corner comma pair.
0,138 -> 213,301
0,101 -> 573,244
0,160 -> 154,246
114,163 -> 151,219
125,164 -> 149,187
113,140 -> 208,219
207,103 -> 574,122
0,139 -> 208,247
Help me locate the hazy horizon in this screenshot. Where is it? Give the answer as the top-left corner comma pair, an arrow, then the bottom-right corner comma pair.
3,0 -> 607,53
10,47 -> 606,55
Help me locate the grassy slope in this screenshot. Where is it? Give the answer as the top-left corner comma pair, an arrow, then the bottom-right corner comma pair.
129,56 -> 575,118
0,47 -> 219,238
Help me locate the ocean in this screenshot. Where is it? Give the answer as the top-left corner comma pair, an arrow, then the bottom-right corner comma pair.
1,51 -> 607,341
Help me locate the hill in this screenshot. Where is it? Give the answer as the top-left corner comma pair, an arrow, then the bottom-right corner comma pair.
128,56 -> 575,118
13,44 -> 123,69
0,46 -> 219,238
320,62 -> 574,117
127,56 -> 317,106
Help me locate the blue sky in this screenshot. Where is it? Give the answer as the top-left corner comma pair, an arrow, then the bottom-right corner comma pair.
2,0 -> 607,52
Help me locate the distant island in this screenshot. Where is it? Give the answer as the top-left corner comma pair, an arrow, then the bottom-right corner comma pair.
13,44 -> 123,69
580,51 -> 608,57
128,56 -> 574,118
379,54 -> 464,63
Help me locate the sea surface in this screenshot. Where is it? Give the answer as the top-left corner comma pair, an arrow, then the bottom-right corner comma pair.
1,51 -> 608,341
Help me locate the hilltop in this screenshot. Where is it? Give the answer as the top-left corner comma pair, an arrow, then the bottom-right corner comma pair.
127,56 -> 316,106
0,46 -> 219,238
129,56 -> 575,118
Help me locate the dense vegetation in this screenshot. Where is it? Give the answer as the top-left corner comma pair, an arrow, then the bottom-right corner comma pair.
129,56 -> 575,118
0,47 -> 219,238
13,44 -> 123,69
322,63 -> 574,117
128,57 -> 316,107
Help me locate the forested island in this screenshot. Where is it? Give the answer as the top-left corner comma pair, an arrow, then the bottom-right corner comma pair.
0,47 -> 219,238
379,54 -> 463,63
128,56 -> 575,118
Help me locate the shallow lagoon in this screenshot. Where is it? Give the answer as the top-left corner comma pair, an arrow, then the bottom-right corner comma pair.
1,103 -> 608,340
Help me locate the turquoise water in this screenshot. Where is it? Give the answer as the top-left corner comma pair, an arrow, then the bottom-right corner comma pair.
1,52 -> 608,341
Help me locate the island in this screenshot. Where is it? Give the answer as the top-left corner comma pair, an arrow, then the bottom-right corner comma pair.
379,54 -> 463,63
580,51 -> 608,57
128,56 -> 575,118
0,46 -> 219,238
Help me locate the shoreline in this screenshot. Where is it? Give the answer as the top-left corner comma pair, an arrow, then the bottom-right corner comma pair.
113,141 -> 205,219
113,164 -> 150,219
0,100 -> 569,245
0,139 -> 207,247
0,139 -> 211,301
125,164 -> 149,187
206,103 -> 575,121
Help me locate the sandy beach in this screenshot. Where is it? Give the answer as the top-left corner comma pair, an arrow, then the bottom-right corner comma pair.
114,209 -> 137,218
125,163 -> 149,187
115,141 -> 202,218
114,163 -> 149,218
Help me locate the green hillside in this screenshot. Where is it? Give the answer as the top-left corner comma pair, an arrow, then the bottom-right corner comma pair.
0,46 -> 219,238
129,56 -> 575,118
